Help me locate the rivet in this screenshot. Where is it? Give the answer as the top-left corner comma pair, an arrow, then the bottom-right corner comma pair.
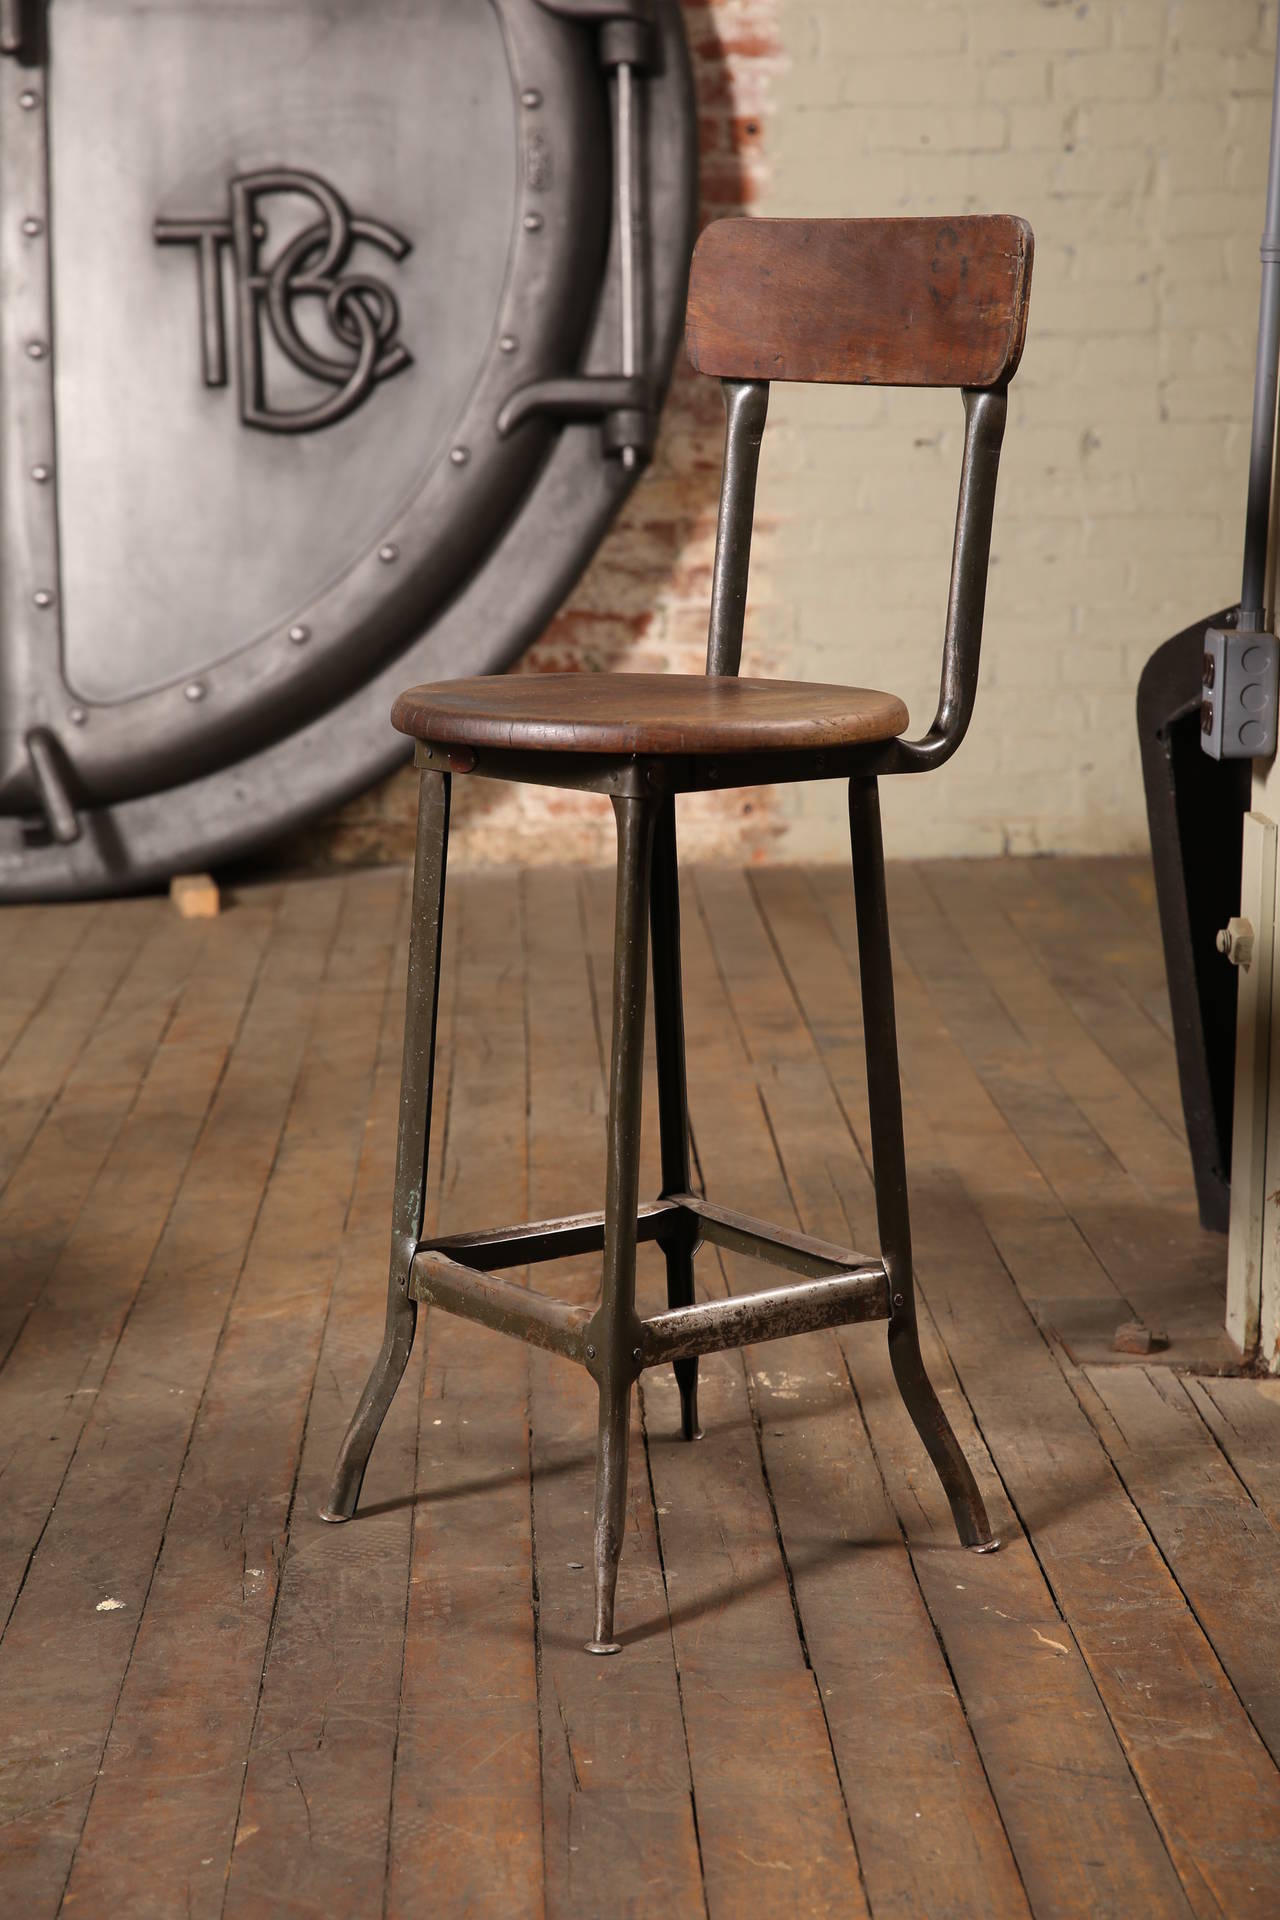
523,212 -> 544,233
67,706 -> 86,727
288,623 -> 310,645
30,463 -> 50,483
26,339 -> 47,360
21,217 -> 43,238
521,88 -> 542,109
499,333 -> 518,354
892,1292 -> 904,1309
449,445 -> 470,466
378,542 -> 399,564
586,1344 -> 596,1361
32,588 -> 54,609
18,89 -> 39,110
632,1347 -> 641,1363
184,680 -> 207,703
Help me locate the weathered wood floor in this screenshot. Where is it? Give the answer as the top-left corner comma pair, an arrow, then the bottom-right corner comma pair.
2,855 -> 1279,1919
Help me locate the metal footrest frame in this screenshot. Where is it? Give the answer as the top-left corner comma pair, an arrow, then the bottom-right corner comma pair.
409,1195 -> 891,1373
322,765 -> 999,1658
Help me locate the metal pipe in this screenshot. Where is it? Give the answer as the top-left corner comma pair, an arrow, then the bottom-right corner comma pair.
423,1201 -> 675,1269
893,386 -> 1007,773
411,1251 -> 591,1362
25,730 -> 80,845
1241,18 -> 1280,625
676,1194 -> 874,1276
641,1265 -> 890,1364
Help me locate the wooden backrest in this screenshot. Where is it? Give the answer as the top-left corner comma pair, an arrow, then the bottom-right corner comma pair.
686,215 -> 1034,389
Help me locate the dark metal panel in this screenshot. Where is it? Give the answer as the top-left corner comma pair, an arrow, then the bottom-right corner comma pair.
1138,610 -> 1249,1233
54,1 -> 521,703
0,0 -> 697,892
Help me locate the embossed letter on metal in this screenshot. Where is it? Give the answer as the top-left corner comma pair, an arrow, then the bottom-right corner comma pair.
155,169 -> 412,434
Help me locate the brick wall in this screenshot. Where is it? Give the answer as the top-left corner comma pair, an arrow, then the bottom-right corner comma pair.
299,0 -> 1274,869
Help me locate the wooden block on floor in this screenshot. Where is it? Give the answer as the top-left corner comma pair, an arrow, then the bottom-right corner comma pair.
169,872 -> 220,919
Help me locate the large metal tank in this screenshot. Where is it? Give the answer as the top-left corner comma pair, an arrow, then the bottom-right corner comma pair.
0,0 -> 697,896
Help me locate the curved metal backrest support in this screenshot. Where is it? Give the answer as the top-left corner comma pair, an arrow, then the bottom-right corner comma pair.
705,379 -> 769,676
895,384 -> 1008,772
695,213 -> 1030,771
703,378 -> 1009,770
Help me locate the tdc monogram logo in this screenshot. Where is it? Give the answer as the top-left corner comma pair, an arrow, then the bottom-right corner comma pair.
155,169 -> 412,434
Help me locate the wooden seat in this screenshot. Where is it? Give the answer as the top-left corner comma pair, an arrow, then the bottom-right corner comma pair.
392,672 -> 909,757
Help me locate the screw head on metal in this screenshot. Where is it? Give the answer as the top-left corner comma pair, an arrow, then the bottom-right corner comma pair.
521,88 -> 542,108
18,89 -> 39,110
288,623 -> 310,646
30,463 -> 50,483
378,542 -> 399,564
449,445 -> 470,466
523,212 -> 544,233
632,1347 -> 642,1363
26,340 -> 47,360
21,217 -> 43,237
184,680 -> 207,703
586,1344 -> 596,1361
892,1292 -> 905,1309
499,333 -> 518,354
32,588 -> 54,609
1217,917 -> 1255,969
68,706 -> 86,726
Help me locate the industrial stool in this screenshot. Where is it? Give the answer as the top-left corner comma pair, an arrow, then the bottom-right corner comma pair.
323,214 -> 1034,1653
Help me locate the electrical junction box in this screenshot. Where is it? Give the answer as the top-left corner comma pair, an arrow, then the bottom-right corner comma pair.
1202,627 -> 1280,759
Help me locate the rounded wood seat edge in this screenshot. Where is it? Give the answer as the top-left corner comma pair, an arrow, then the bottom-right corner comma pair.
391,672 -> 910,757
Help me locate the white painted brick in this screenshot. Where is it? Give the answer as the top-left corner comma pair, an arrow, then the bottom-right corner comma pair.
1052,50 -> 1161,102
981,52 -> 1052,103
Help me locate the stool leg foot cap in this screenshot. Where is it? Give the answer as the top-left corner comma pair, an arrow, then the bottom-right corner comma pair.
317,1508 -> 349,1525
584,1640 -> 622,1657
969,1536 -> 1000,1554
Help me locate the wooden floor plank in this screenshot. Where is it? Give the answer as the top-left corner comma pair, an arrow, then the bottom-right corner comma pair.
0,893 -> 279,1629
1072,1364 -> 1280,1766
0,901 -> 163,1197
817,863 -> 1229,1367
0,902 -> 224,1366
0,902 -> 102,1070
915,858 -> 1226,1363
62,869 -> 404,1920
798,863 -> 1280,1917
681,869 -> 1025,1920
990,860 -> 1189,1113
219,867 -> 436,1920
1,853 -> 1275,1920
1029,857 -> 1180,1055
385,869 -> 544,1920
524,865 -> 705,1920
0,878 -> 346,1914
581,868 -> 872,1920
1183,1376 -> 1280,1533
920,860 -> 1187,1190
714,865 -> 1187,1920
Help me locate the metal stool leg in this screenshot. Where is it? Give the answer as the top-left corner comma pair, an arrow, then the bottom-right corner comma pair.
848,777 -> 997,1553
585,793 -> 657,1652
321,771 -> 451,1523
649,796 -> 701,1441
